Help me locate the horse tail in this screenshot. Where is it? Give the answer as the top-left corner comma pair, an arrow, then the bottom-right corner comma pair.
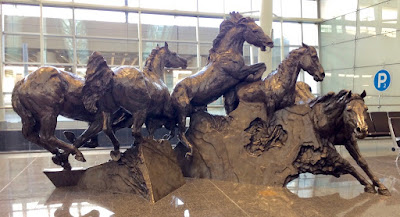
83,52 -> 113,113
12,80 -> 36,136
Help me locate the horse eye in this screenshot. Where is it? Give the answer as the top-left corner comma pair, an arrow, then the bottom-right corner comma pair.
346,106 -> 352,111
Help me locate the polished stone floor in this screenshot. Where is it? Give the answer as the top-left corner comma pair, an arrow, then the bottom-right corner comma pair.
1,138 -> 400,217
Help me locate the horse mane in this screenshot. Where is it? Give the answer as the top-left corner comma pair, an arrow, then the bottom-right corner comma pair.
274,47 -> 307,73
309,90 -> 364,115
82,52 -> 114,113
144,46 -> 161,72
208,12 -> 254,63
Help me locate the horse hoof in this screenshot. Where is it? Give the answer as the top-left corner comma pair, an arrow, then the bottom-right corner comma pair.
185,152 -> 192,159
378,188 -> 391,196
364,185 -> 377,194
75,153 -> 86,162
52,155 -> 62,165
110,150 -> 121,161
62,162 -> 72,171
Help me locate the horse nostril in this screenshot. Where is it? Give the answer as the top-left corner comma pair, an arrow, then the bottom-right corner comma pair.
321,72 -> 325,78
356,127 -> 361,132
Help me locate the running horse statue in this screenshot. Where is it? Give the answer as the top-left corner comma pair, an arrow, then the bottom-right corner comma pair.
224,43 -> 325,115
170,12 -> 274,157
80,42 -> 187,161
306,90 -> 390,196
12,67 -> 94,169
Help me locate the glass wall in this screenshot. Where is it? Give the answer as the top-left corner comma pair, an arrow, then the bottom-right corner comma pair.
320,0 -> 400,112
0,0 -> 320,133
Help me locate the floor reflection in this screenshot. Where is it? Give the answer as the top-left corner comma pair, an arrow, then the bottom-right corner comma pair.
1,144 -> 400,217
10,200 -> 113,217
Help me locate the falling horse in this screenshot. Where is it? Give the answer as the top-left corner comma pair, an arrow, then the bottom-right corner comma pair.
12,67 -> 93,169
224,43 -> 325,116
170,12 -> 274,157
305,90 -> 390,196
81,42 -> 187,161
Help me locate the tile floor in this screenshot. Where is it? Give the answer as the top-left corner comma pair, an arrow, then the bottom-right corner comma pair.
0,138 -> 400,217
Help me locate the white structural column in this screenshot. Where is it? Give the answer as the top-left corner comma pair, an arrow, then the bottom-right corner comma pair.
258,0 -> 273,76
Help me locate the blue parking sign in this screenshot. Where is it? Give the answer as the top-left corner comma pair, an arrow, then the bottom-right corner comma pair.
374,70 -> 391,91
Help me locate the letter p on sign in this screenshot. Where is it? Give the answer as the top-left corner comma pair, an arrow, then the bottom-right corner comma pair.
374,70 -> 391,91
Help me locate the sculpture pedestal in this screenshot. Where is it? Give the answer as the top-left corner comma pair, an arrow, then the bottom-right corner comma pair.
77,138 -> 185,202
176,102 -> 341,186
44,168 -> 86,187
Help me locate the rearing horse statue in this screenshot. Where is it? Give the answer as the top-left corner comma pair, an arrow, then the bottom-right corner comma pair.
170,12 -> 274,157
224,43 -> 325,116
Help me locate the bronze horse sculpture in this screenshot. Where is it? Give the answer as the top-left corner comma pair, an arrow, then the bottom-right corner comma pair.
307,90 -> 390,196
12,67 -> 92,168
170,12 -> 274,157
224,43 -> 325,115
81,42 -> 187,161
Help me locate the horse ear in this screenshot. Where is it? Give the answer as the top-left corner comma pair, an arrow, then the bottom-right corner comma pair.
302,43 -> 309,48
164,42 -> 168,48
361,90 -> 367,98
347,90 -> 352,98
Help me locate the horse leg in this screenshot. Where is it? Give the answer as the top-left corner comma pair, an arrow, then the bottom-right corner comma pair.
21,118 -> 72,170
102,112 -> 121,161
223,87 -> 239,114
145,117 -> 162,139
345,140 -> 391,196
238,62 -> 266,81
177,111 -> 193,158
131,110 -> 147,145
38,113 -> 86,163
330,151 -> 376,194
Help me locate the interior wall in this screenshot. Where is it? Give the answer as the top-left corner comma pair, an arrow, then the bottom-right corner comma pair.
320,0 -> 400,112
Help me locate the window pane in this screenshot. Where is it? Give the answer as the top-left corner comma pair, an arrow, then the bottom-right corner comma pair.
75,9 -> 125,23
75,9 -> 127,37
225,0 -> 251,14
128,13 -> 139,39
76,39 -> 138,66
302,24 -> 318,46
140,0 -> 196,11
198,0 -> 224,13
43,7 -> 73,35
128,0 -> 139,7
282,23 -> 302,46
44,36 -> 74,64
141,14 -> 197,41
281,0 -> 301,17
271,46 -> 281,70
273,0 -> 282,17
302,0 -> 318,19
3,4 -> 40,33
198,18 -> 223,42
75,0 -> 125,6
243,44 -> 251,65
272,22 -> 282,46
5,35 -> 40,63
200,43 -> 212,66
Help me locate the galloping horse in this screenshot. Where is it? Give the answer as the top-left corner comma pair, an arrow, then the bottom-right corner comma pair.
224,43 -> 325,115
12,67 -> 91,168
308,90 -> 390,196
170,12 -> 274,157
81,42 -> 187,160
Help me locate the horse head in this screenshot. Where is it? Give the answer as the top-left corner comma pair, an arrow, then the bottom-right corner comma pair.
231,12 -> 274,51
160,42 -> 187,69
342,90 -> 368,139
298,43 -> 325,82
